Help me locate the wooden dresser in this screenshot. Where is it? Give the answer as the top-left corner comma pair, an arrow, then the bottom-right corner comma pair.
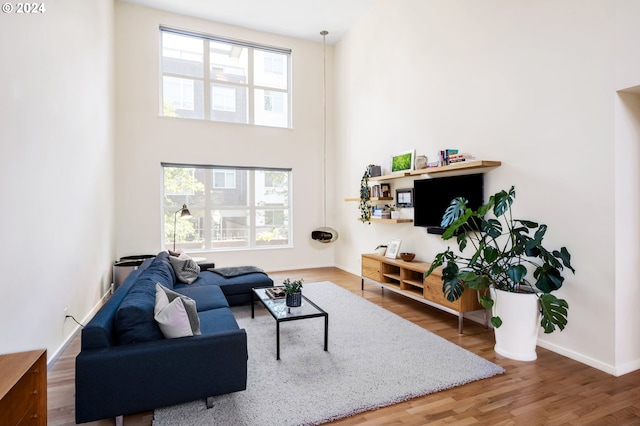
0,349 -> 47,425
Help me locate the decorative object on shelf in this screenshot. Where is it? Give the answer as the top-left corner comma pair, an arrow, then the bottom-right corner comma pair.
391,149 -> 415,173
374,244 -> 387,255
173,204 -> 192,251
395,188 -> 414,207
283,278 -> 304,307
311,30 -> 338,243
385,239 -> 402,259
380,183 -> 391,197
426,186 -> 575,361
415,155 -> 428,170
399,252 -> 415,262
368,164 -> 382,177
387,204 -> 399,219
359,164 -> 374,224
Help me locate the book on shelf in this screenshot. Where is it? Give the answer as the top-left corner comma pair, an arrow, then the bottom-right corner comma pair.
372,206 -> 390,218
449,155 -> 476,164
438,150 -> 478,166
438,149 -> 458,166
266,287 -> 285,299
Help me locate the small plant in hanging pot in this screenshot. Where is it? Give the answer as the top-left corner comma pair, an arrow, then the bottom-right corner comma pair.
359,165 -> 374,224
283,278 -> 304,307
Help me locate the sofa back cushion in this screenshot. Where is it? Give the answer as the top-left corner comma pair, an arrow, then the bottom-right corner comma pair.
115,252 -> 176,344
81,258 -> 154,350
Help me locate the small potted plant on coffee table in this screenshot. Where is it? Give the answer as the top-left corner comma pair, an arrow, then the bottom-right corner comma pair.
283,278 -> 304,307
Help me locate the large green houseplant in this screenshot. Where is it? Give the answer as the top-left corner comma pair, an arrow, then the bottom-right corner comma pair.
426,186 -> 575,340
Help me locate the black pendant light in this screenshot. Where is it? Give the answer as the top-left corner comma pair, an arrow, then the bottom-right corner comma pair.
312,30 -> 338,243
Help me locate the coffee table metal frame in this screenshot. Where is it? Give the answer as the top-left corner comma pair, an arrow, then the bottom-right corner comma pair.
251,286 -> 328,360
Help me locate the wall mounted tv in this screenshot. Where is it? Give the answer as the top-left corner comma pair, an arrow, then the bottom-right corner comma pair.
413,173 -> 484,234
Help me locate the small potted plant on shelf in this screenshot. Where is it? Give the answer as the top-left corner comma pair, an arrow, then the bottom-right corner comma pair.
283,278 -> 304,307
375,244 -> 388,255
425,186 -> 575,361
387,204 -> 399,220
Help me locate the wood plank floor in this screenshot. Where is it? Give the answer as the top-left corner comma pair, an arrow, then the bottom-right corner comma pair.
48,267 -> 640,425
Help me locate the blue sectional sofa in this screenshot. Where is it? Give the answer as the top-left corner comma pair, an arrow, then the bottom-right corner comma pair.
75,251 -> 273,424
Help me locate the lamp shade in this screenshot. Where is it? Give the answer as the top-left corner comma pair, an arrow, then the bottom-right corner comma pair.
173,204 -> 192,251
179,204 -> 192,219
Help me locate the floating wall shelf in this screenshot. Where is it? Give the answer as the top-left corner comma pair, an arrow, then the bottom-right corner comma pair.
369,160 -> 501,181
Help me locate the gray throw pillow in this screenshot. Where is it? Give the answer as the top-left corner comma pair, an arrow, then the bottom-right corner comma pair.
169,253 -> 201,284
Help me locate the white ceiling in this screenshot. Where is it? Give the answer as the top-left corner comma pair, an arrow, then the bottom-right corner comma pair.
120,0 -> 378,44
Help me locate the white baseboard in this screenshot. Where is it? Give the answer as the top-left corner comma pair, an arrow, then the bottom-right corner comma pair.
537,339 -> 640,376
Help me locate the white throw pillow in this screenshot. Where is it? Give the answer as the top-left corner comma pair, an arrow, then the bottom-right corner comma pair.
154,283 -> 201,339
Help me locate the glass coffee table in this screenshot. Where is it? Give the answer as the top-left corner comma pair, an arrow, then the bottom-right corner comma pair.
252,287 -> 328,360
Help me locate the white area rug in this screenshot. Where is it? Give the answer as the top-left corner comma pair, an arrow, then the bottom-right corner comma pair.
153,281 -> 504,425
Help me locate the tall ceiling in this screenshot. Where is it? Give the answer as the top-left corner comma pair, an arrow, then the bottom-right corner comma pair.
120,0 -> 378,44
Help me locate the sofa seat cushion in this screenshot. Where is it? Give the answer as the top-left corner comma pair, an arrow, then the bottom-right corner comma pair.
198,308 -> 240,335
174,285 -> 229,312
181,270 -> 273,297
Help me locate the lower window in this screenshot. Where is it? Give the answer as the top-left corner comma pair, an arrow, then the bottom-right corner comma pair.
162,163 -> 292,251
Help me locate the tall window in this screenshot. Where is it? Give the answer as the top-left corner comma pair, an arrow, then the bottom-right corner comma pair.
163,164 -> 292,251
160,27 -> 291,128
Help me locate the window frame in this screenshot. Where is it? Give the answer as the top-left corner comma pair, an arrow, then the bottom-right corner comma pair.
160,26 -> 292,128
162,163 -> 293,252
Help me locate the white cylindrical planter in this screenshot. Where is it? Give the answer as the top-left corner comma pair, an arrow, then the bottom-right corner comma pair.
490,287 -> 540,361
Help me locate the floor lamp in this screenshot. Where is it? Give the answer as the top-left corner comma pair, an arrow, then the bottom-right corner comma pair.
173,204 -> 192,251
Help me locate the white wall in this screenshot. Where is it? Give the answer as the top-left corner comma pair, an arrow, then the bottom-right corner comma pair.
615,92 -> 640,375
333,0 -> 626,373
613,0 -> 640,374
114,2 -> 335,271
0,0 -> 115,361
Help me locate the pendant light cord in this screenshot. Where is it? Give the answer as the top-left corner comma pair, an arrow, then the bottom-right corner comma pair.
321,30 -> 328,228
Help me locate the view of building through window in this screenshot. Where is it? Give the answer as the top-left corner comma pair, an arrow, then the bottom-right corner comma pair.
163,164 -> 292,251
160,27 -> 291,128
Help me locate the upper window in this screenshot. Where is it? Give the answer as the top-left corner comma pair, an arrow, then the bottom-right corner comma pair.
160,27 -> 291,128
163,164 -> 292,251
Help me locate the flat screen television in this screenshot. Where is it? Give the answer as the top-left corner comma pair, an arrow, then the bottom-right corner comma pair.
413,173 -> 484,233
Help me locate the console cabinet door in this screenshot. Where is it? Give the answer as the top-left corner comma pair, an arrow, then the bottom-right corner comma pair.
423,273 -> 460,310
362,256 -> 382,282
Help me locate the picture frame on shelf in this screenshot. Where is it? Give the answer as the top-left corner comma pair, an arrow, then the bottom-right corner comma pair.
391,149 -> 415,173
380,183 -> 391,198
396,188 -> 414,207
385,239 -> 402,259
